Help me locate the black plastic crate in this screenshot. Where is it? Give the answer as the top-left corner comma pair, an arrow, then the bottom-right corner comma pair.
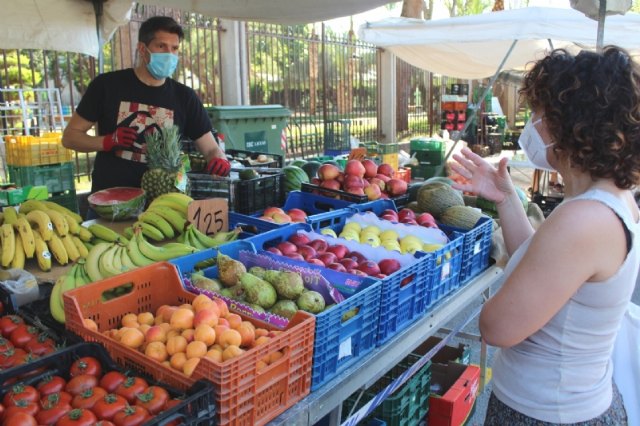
187,170 -> 285,215
49,189 -> 80,214
187,149 -> 283,172
301,182 -> 409,208
0,342 -> 216,425
531,192 -> 563,217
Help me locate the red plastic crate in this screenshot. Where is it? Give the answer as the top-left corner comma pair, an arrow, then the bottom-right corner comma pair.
63,262 -> 316,426
397,167 -> 411,183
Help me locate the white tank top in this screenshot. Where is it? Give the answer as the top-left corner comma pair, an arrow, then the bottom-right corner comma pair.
492,188 -> 640,423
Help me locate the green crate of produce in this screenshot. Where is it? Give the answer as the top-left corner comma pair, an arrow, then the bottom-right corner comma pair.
7,162 -> 75,194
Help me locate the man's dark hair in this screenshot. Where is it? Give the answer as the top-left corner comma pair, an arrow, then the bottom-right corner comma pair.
138,16 -> 184,44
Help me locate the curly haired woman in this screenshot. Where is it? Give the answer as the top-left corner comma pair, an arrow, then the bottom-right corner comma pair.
451,46 -> 640,425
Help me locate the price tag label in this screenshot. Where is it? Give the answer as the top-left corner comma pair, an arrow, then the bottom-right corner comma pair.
188,198 -> 228,236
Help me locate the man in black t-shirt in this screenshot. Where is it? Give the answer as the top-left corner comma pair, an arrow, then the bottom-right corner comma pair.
62,16 -> 230,211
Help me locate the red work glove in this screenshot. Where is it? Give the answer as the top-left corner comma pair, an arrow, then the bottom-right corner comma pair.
102,127 -> 138,151
207,157 -> 231,177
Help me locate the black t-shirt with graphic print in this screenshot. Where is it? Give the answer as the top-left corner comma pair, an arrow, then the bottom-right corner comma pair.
76,69 -> 212,193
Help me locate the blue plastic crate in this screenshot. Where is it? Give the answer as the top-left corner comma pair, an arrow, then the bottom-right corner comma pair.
439,216 -> 493,286
283,190 -> 353,213
423,234 -> 464,309
170,240 -> 255,279
228,211 -> 283,235
349,198 -> 399,216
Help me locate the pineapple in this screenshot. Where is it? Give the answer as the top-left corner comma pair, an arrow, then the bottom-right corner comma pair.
141,124 -> 183,202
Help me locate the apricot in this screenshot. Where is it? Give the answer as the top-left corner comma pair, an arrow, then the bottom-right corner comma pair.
170,352 -> 187,371
145,325 -> 167,344
171,308 -> 195,330
166,335 -> 188,356
137,312 -> 154,326
186,340 -> 207,359
183,357 -> 200,377
222,345 -> 244,362
145,341 -> 168,363
119,328 -> 144,349
225,313 -> 242,330
217,328 -> 242,348
191,294 -> 213,312
181,328 -> 195,343
237,322 -> 255,348
83,318 -> 98,332
194,324 -> 216,347
121,313 -> 139,328
205,348 -> 223,363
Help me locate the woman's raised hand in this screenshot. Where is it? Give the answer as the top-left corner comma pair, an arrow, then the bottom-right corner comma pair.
450,147 -> 514,204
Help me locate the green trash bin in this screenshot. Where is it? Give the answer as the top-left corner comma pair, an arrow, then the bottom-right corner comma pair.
206,105 -> 291,156
409,138 -> 445,179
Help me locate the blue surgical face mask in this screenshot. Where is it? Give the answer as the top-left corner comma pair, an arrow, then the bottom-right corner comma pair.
518,117 -> 556,171
146,49 -> 178,80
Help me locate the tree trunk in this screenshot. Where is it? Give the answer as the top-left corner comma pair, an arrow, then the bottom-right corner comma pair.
401,0 -> 425,18
309,29 -> 319,116
396,0 -> 424,133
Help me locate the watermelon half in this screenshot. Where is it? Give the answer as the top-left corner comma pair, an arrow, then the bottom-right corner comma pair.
88,187 -> 146,221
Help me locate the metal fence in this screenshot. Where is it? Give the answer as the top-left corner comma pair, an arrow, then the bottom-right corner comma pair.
0,4 -> 469,182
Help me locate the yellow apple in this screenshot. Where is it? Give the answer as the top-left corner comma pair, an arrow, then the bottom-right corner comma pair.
320,228 -> 338,238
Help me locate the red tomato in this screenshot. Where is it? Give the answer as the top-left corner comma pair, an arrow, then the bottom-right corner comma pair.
8,350 -> 38,369
134,385 -> 170,415
96,422 -> 116,426
8,325 -> 39,349
115,377 -> 148,404
71,386 -> 107,410
112,405 -> 151,426
40,391 -> 73,407
3,399 -> 39,420
2,384 -> 39,407
0,347 -> 26,369
69,356 -> 103,378
4,412 -> 37,426
36,375 -> 67,396
0,336 -> 14,352
0,315 -> 24,337
99,371 -> 127,393
35,399 -> 72,425
22,333 -> 56,356
92,393 -> 128,421
64,374 -> 98,396
55,408 -> 97,426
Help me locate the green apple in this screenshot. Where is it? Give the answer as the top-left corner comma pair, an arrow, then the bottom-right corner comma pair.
379,229 -> 399,242
320,228 -> 338,238
361,225 -> 381,236
339,229 -> 360,241
400,235 -> 423,251
360,234 -> 381,247
343,222 -> 362,234
422,243 -> 444,252
382,240 -> 402,252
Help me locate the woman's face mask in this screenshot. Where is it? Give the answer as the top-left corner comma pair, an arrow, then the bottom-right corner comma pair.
146,49 -> 178,80
518,117 -> 556,171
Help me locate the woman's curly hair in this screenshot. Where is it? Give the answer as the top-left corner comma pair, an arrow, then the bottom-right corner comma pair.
519,46 -> 640,189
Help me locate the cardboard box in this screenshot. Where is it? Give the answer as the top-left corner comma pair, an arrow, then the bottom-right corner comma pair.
413,336 -> 471,365
428,362 -> 480,426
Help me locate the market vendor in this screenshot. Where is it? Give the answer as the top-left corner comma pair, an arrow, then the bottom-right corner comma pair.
62,16 -> 230,209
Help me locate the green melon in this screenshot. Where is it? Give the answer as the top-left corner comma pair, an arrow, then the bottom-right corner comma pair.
88,187 -> 146,221
289,159 -> 308,168
440,205 -> 484,230
417,183 -> 465,219
283,165 -> 310,192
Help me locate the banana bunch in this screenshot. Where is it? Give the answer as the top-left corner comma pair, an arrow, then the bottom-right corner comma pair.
131,192 -> 191,242
0,200 -> 88,271
179,223 -> 242,250
50,259 -> 91,323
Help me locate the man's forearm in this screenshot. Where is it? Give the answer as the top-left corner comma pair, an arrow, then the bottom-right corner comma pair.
62,128 -> 105,153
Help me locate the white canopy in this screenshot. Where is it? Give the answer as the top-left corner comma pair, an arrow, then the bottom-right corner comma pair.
0,0 -> 393,58
358,7 -> 640,80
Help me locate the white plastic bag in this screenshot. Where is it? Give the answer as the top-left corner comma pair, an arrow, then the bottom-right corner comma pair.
0,269 -> 39,306
613,302 -> 640,426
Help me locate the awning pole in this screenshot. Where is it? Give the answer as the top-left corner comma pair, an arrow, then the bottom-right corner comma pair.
596,0 -> 606,52
435,39 -> 519,175
93,0 -> 105,73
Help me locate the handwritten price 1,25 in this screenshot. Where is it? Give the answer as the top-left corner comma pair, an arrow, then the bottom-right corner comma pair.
191,207 -> 224,235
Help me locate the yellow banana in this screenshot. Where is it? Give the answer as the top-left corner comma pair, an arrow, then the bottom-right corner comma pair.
146,206 -> 187,233
10,232 -> 25,269
88,223 -> 128,244
33,231 -> 52,272
64,214 -> 80,235
71,235 -> 89,258
136,231 -> 196,262
1,223 -> 16,267
26,210 -> 53,241
138,210 -> 174,239
2,207 -> 19,225
13,216 -> 35,258
60,234 -> 81,262
46,209 -> 69,237
50,276 -> 66,323
77,226 -> 93,242
18,199 -> 47,215
47,232 -> 69,265
41,200 -> 82,224
98,243 -> 121,278
126,234 -> 155,267
133,221 -> 165,242
85,242 -> 112,282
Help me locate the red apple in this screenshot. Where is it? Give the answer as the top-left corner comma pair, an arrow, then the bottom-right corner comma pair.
398,208 -> 415,221
266,247 -> 282,255
361,159 -> 378,179
346,187 -> 365,196
320,179 -> 341,191
327,262 -> 347,273
263,206 -> 285,218
364,184 -> 382,201
401,218 -> 418,226
258,215 -> 275,222
336,172 -> 345,183
375,174 -> 391,183
378,258 -> 402,275
357,260 -> 381,276
307,258 -> 326,267
316,252 -> 338,266
339,258 -> 359,270
377,163 -> 395,178
345,160 -> 366,178
381,213 -> 399,222
381,209 -> 399,220
416,212 -> 436,226
308,239 -> 329,253
348,251 -> 367,264
369,177 -> 386,192
287,208 -> 308,223
326,244 -> 349,260
276,241 -> 298,256
318,164 -> 340,180
297,245 -> 317,261
380,193 -> 390,199
272,212 -> 292,224
349,269 -> 369,277
386,179 -> 408,197
375,273 -> 388,279
288,233 -> 311,247
286,253 -> 305,261
343,175 -> 364,190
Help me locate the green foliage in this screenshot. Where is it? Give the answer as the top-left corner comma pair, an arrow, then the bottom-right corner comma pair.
2,51 -> 41,90
443,0 -> 492,16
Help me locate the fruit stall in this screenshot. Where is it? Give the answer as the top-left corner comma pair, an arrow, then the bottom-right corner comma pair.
0,146 -> 511,426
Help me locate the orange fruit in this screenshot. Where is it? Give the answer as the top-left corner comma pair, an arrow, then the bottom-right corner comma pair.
237,322 -> 255,348
145,325 -> 167,344
166,335 -> 188,356
191,294 -> 213,311
121,313 -> 139,328
186,340 -> 207,359
83,318 -> 98,332
269,350 -> 284,364
217,317 -> 229,327
205,348 -> 223,363
222,345 -> 244,362
254,336 -> 270,346
170,352 -> 187,371
194,325 -> 216,347
183,357 -> 200,377
179,303 -> 195,312
213,298 -> 229,318
119,328 -> 144,349
170,308 -> 194,330
254,328 -> 269,338
137,312 -> 154,326
257,360 -> 269,371
225,313 -> 242,330
181,328 -> 195,343
217,329 -> 242,348
145,341 -> 168,363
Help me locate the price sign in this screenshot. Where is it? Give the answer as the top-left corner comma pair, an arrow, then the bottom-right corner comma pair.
188,198 -> 228,236
348,148 -> 367,160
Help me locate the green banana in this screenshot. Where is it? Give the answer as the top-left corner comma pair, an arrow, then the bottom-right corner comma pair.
190,225 -> 242,248
146,206 -> 187,233
185,226 -> 207,250
138,211 -> 174,239
98,244 -> 122,278
85,242 -> 113,282
136,231 -> 196,262
122,226 -> 134,240
88,223 -> 128,244
133,221 -> 165,242
120,244 -> 137,271
126,234 -> 155,267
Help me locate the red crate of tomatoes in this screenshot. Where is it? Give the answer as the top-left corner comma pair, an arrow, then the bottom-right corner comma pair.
0,342 -> 216,425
